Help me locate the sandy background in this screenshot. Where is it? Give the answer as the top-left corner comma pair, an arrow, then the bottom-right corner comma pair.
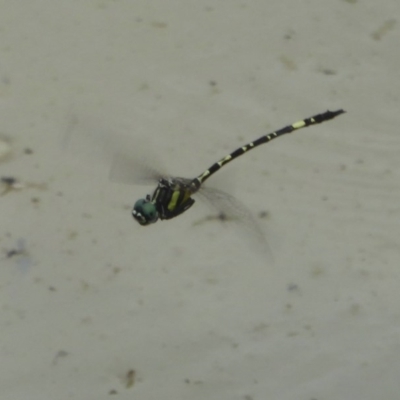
1,1 -> 399,399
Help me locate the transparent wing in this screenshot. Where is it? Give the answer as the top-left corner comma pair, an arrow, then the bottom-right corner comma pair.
109,150 -> 165,186
61,111 -> 167,187
194,185 -> 270,254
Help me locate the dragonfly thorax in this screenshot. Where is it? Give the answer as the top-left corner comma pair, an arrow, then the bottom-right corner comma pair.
132,178 -> 197,225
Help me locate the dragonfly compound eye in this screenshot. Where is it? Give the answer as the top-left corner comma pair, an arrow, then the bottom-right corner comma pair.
132,198 -> 159,225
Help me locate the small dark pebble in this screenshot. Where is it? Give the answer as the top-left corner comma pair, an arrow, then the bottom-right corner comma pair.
1,176 -> 17,185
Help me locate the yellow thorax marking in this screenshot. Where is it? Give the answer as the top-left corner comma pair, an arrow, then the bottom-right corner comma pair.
168,189 -> 191,211
168,190 -> 180,211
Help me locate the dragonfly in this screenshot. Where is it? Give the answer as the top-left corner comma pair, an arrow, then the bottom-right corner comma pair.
123,109 -> 345,226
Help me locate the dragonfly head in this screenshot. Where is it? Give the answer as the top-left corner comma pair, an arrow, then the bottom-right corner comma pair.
132,198 -> 159,226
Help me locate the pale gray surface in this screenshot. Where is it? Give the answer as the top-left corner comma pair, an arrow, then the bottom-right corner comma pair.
1,1 -> 399,399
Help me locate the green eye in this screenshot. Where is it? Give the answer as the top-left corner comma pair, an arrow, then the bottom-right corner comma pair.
132,199 -> 159,225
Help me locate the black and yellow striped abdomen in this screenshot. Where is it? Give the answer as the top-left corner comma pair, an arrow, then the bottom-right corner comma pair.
195,109 -> 345,185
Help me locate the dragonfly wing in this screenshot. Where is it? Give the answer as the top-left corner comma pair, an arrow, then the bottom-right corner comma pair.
61,111 -> 168,187
195,186 -> 270,253
109,150 -> 165,186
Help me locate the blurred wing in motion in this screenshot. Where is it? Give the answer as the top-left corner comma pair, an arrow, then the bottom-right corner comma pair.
61,110 -> 167,186
195,185 -> 271,254
109,150 -> 165,186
